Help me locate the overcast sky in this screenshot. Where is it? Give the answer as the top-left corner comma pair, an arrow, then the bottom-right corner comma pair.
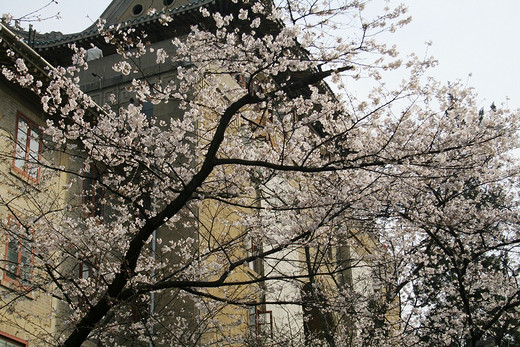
1,0 -> 519,109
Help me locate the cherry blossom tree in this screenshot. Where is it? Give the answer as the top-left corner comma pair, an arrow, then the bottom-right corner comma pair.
2,0 -> 520,346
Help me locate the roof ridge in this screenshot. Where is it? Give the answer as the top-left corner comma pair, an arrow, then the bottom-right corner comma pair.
11,0 -> 216,48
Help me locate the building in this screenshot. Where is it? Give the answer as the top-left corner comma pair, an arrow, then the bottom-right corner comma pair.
1,1 -> 270,345
0,0 -> 393,345
0,22 -> 64,346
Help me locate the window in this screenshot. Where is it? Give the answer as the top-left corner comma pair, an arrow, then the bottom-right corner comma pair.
13,112 -> 41,181
130,296 -> 150,323
3,218 -> 33,286
76,259 -> 97,309
78,261 -> 93,280
249,307 -> 273,340
142,101 -> 153,118
0,331 -> 28,347
246,237 -> 262,274
132,4 -> 143,16
83,165 -> 104,218
301,282 -> 335,342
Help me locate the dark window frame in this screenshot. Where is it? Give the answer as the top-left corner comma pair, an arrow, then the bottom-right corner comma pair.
12,112 -> 42,182
82,165 -> 104,218
78,261 -> 94,280
3,216 -> 34,287
246,238 -> 262,274
249,306 -> 273,340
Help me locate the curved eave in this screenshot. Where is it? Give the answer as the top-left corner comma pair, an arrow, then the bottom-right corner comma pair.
0,23 -> 55,82
32,0 -> 220,66
35,0 -> 216,49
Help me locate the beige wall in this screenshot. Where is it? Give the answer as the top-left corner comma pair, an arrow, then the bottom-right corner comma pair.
0,81 -> 62,345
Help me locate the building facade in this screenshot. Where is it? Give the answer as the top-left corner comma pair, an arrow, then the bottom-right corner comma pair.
0,1 -> 390,345
0,23 -> 65,346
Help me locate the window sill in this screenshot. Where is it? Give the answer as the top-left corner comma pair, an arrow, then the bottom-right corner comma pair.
9,166 -> 40,187
0,274 -> 34,299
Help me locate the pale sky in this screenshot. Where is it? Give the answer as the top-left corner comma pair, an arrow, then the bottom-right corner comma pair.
1,0 -> 519,109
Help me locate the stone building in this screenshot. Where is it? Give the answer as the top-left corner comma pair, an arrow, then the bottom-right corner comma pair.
0,0 -> 387,345
0,22 -> 63,346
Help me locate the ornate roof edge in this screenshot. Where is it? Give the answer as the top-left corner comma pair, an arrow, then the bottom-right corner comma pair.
0,22 -> 55,78
6,0 -> 216,49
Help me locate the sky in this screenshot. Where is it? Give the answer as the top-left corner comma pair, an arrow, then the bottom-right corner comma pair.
1,0 -> 519,110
